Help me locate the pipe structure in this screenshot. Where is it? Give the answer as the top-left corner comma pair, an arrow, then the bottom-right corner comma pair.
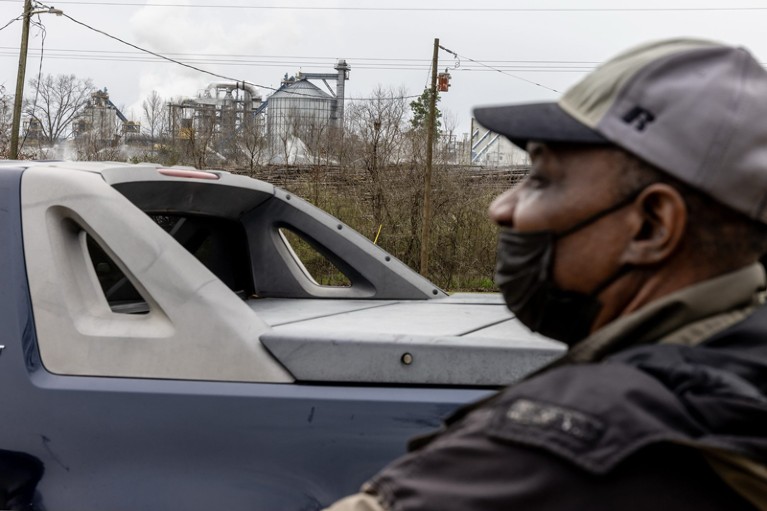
334,60 -> 350,129
205,82 -> 262,111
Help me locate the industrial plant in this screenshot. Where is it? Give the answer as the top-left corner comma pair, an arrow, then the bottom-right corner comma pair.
166,59 -> 350,163
61,59 -> 351,164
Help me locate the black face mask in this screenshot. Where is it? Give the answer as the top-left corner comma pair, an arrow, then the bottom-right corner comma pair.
494,191 -> 641,346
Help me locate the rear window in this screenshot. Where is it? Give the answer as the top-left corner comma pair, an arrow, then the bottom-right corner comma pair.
88,214 -> 254,312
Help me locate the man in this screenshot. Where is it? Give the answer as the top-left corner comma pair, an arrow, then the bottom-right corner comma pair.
325,39 -> 767,510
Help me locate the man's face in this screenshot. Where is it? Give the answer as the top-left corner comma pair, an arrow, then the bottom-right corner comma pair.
488,142 -> 635,295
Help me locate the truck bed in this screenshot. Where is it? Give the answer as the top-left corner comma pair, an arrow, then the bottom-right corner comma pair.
252,293 -> 563,385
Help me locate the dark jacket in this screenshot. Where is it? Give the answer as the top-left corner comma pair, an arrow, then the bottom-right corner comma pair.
364,303 -> 767,511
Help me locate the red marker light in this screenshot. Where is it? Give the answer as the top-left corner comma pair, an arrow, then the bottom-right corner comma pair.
158,168 -> 220,180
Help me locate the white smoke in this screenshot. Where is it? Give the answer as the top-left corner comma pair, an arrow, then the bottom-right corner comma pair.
125,0 -> 339,123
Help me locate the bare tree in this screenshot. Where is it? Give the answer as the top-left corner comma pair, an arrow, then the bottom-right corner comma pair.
349,85 -> 408,168
238,113 -> 268,172
142,90 -> 166,142
0,85 -> 11,158
346,86 -> 409,225
186,105 -> 217,168
309,122 -> 328,165
25,74 -> 95,146
272,110 -> 308,167
437,109 -> 459,164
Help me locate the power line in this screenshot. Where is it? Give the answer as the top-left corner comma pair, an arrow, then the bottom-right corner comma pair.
22,2 -> 741,102
0,45 -> 608,65
3,1 -> 767,11
0,15 -> 21,33
0,51 -> 601,72
0,45 -> 607,64
17,3 -> 420,101
58,10 -> 253,83
45,8 -> 415,100
439,45 -> 560,94
0,52 -> 597,70
0,46 -> 605,68
21,16 -> 47,151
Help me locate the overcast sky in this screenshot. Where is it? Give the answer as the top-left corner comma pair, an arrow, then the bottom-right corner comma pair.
2,0 -> 767,135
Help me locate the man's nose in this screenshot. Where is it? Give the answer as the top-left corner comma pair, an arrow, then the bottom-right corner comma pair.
488,188 -> 517,227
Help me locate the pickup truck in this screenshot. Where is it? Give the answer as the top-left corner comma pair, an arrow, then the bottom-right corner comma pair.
0,161 -> 563,511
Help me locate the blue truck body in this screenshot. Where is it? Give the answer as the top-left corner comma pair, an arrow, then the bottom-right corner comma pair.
0,163 -> 562,510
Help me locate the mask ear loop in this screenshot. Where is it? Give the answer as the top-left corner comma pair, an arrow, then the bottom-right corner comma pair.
556,185 -> 649,240
578,186 -> 652,297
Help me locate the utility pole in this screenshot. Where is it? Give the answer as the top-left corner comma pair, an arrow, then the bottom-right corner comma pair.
419,37 -> 439,277
10,0 -> 33,159
9,1 -> 62,159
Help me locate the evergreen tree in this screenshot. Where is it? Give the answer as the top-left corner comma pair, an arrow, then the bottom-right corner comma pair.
409,88 -> 441,132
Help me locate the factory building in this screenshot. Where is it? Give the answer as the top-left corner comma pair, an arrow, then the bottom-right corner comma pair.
73,88 -> 140,143
166,60 -> 350,164
167,82 -> 263,158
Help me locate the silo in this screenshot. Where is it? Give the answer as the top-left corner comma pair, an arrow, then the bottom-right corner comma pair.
267,78 -> 335,161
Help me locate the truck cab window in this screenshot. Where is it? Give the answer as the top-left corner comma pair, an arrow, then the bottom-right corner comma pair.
86,215 -> 255,310
151,214 -> 255,298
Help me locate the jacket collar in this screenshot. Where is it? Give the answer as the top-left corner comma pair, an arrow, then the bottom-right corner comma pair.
558,262 -> 766,364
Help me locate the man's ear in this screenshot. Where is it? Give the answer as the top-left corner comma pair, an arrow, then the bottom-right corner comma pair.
620,183 -> 688,265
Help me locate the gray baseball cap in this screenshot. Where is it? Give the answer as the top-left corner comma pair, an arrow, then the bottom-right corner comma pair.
474,39 -> 767,223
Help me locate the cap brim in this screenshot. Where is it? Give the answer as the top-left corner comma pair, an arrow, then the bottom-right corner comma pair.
473,103 -> 609,149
